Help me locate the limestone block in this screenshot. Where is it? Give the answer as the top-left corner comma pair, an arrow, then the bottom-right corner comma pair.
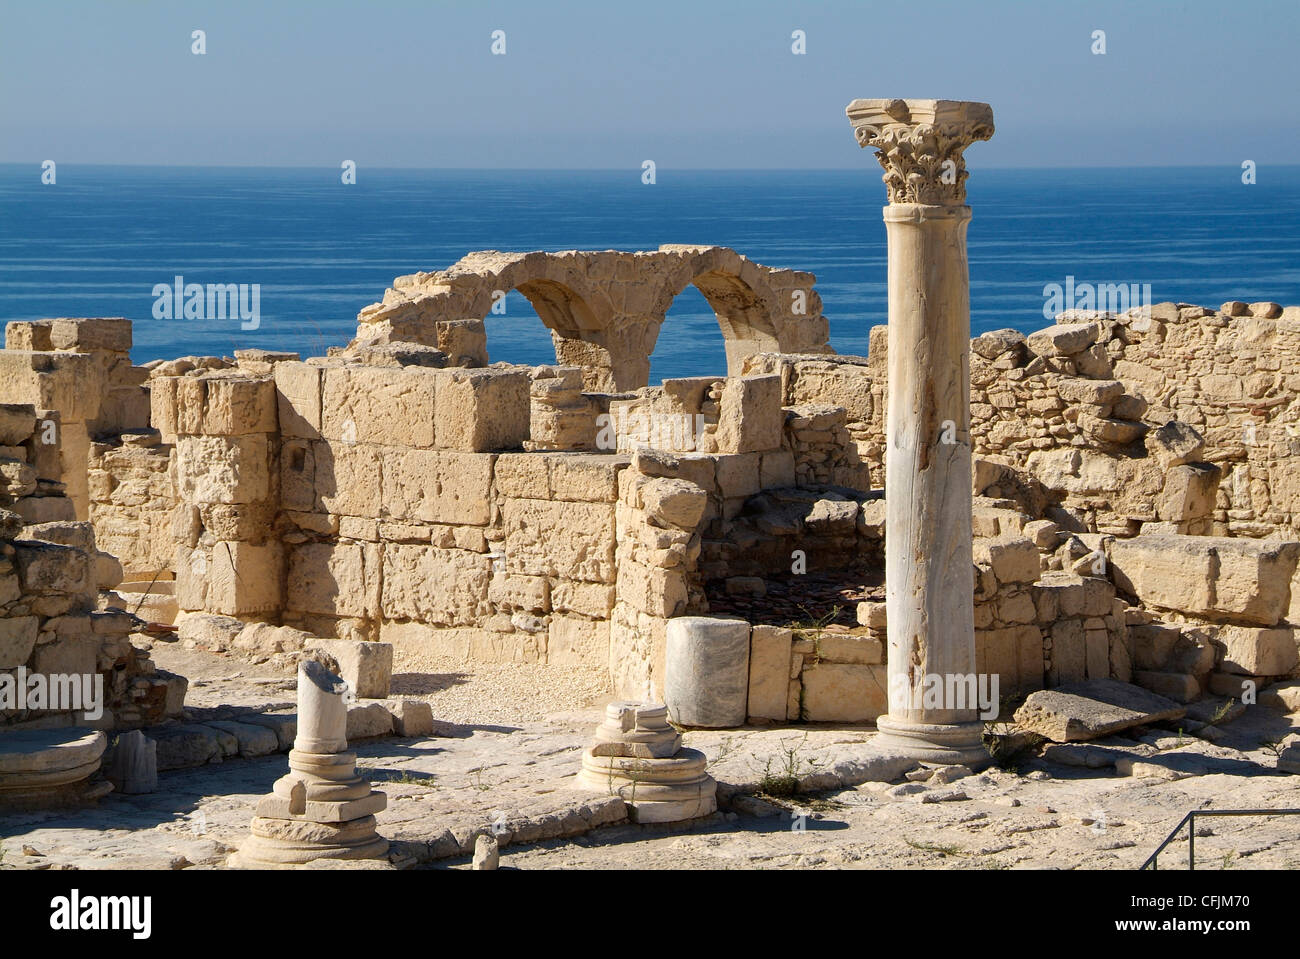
974,535 -> 1040,584
1027,322 -> 1097,357
0,351 -> 104,422
715,452 -> 762,499
544,432 -> 610,493
977,624 -> 1040,694
32,632 -> 98,677
14,541 -> 91,596
433,368 -> 530,452
617,559 -> 688,618
1156,463 -> 1219,522
346,701 -> 395,740
208,541 -> 282,616
429,317 -> 486,365
801,663 -> 888,722
494,453 -> 551,499
1132,670 -> 1201,703
322,365 -> 437,447
547,615 -> 609,666
275,361 -> 323,438
0,617 -> 39,669
550,580 -> 615,617
205,720 -> 279,758
197,373 -> 277,435
0,404 -> 36,446
219,714 -> 288,754
1110,534 -> 1299,626
639,477 -> 707,530
313,441 -> 383,519
280,440 -> 315,512
380,545 -> 491,624
305,639 -> 393,699
175,434 -> 270,504
149,376 -> 179,444
4,320 -> 54,351
1050,619 -> 1087,684
488,572 -> 549,612
1014,678 -> 1185,742
814,632 -> 883,665
664,617 -> 750,727
47,317 -> 132,352
28,410 -> 62,482
1215,625 -> 1298,677
759,449 -> 796,488
1147,421 -> 1205,469
502,498 -> 614,582
383,449 -> 493,525
382,699 -> 434,737
288,542 -> 378,619
714,375 -> 784,453
747,625 -> 792,721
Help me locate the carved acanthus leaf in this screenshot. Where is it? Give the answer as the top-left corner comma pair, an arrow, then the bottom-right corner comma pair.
854,121 -> 994,205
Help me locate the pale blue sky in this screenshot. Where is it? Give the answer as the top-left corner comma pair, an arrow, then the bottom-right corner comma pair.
2,0 -> 1297,168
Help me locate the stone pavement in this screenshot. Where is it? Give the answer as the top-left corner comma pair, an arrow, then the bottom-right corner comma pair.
2,692 -> 1298,871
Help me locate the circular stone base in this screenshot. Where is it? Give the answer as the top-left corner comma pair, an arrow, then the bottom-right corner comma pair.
873,716 -> 990,768
236,815 -> 390,867
0,728 -> 109,810
577,747 -> 718,823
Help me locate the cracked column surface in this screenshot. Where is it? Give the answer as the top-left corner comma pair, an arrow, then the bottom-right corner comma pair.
847,98 -> 994,765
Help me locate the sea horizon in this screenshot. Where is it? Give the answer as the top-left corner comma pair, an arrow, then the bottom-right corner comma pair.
4,163 -> 1298,382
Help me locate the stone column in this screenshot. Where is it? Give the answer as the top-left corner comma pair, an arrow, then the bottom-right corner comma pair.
846,98 -> 994,765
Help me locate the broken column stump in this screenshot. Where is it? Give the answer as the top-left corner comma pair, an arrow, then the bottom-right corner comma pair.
236,660 -> 388,866
576,701 -> 717,824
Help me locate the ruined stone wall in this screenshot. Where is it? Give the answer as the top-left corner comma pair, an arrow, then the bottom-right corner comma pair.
0,403 -> 183,730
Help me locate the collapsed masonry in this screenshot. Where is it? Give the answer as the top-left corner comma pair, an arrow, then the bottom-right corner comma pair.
2,253 -> 1299,739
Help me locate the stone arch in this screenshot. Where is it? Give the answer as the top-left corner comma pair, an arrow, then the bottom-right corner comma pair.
649,245 -> 821,377
355,245 -> 832,393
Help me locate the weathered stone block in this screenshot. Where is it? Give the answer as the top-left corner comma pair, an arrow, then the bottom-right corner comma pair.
313,441 -> 383,519
1111,534 -> 1299,626
321,365 -> 437,447
381,545 -> 491,624
801,662 -> 888,722
0,616 -> 39,669
208,541 -> 282,616
174,434 -> 270,504
433,368 -> 530,452
547,615 -> 609,666
274,361 -> 323,438
305,639 -> 393,699
383,449 -> 493,526
287,542 -> 378,618
713,375 -> 783,454
502,498 -> 614,582
747,625 -> 793,721
1215,625 -> 1298,677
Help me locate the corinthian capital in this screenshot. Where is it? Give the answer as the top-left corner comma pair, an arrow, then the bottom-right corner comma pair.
846,98 -> 994,206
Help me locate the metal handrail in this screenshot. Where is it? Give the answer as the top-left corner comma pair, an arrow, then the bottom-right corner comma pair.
1140,808 -> 1300,870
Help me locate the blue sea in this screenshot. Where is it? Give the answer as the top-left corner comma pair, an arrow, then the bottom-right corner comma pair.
2,165 -> 1298,384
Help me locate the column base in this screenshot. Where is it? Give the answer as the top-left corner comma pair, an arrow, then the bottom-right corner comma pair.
874,715 -> 990,768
